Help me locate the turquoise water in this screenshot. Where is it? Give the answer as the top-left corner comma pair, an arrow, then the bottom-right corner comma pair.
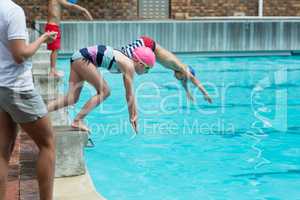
58,55 -> 300,200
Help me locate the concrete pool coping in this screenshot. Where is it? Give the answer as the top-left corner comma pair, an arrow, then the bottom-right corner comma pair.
54,172 -> 106,200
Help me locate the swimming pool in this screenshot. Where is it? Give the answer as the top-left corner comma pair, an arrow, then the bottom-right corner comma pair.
58,55 -> 300,200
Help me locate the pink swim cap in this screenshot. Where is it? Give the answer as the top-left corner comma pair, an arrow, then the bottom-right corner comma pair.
133,46 -> 156,67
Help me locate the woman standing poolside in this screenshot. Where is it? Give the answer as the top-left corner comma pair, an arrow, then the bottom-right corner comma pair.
47,45 -> 155,133
0,1 -> 57,200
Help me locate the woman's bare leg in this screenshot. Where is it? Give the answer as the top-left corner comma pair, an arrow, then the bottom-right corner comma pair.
0,112 -> 17,200
20,116 -> 55,200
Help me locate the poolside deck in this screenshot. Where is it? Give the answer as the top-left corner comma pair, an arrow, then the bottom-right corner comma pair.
7,132 -> 105,200
7,132 -> 40,200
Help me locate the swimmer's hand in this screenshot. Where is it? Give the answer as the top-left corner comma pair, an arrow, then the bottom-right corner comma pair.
42,31 -> 57,43
130,116 -> 138,134
187,92 -> 195,102
204,94 -> 212,104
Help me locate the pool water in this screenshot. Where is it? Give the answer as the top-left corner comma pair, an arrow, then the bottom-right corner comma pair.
58,55 -> 300,200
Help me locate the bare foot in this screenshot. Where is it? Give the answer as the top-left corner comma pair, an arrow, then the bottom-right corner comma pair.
49,70 -> 64,78
71,120 -> 90,132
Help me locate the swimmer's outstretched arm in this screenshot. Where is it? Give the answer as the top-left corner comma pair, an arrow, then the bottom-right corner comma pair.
180,79 -> 195,102
154,44 -> 212,103
184,70 -> 212,103
58,0 -> 93,20
123,70 -> 138,134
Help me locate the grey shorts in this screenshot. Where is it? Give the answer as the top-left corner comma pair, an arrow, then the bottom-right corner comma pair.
0,87 -> 48,123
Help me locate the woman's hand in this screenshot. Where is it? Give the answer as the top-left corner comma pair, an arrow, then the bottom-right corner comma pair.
42,31 -> 57,43
9,31 -> 57,64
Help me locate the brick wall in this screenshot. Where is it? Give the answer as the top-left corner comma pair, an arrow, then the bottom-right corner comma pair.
170,0 -> 189,19
15,0 -> 138,22
264,0 -> 300,16
14,0 -> 300,22
171,0 -> 300,18
16,0 -> 48,21
188,0 -> 259,17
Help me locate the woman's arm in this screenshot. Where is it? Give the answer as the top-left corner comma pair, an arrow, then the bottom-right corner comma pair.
123,71 -> 138,133
9,32 -> 57,64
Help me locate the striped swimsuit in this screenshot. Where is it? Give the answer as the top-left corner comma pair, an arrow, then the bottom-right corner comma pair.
120,36 -> 156,59
121,36 -> 196,77
71,45 -> 120,73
